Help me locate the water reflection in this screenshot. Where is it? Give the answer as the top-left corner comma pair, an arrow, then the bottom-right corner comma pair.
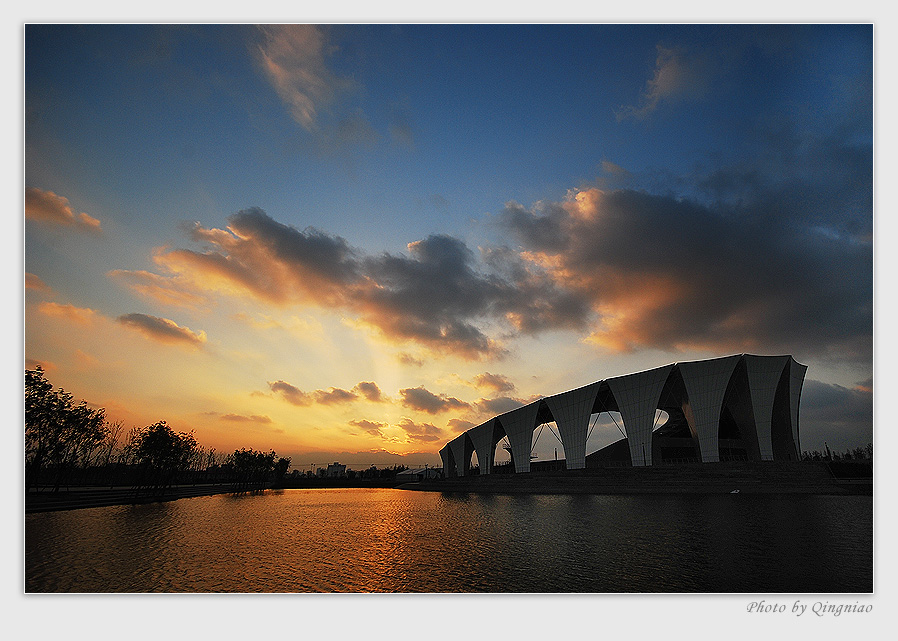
26,489 -> 872,593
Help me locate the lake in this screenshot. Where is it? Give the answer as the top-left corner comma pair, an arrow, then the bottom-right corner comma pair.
25,488 -> 872,593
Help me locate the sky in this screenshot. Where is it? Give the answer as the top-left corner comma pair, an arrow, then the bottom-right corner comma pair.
24,23 -> 873,468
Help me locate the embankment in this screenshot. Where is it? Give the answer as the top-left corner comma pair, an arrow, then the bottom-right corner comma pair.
400,461 -> 872,495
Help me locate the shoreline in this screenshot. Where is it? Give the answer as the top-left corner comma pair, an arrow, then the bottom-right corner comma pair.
25,462 -> 871,513
25,479 -> 404,514
400,460 -> 872,496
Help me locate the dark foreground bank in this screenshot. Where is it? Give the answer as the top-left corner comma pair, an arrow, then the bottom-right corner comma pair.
400,461 -> 872,496
25,479 -> 402,513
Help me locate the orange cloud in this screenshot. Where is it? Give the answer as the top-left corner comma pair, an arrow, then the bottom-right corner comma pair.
25,273 -> 52,293
38,302 -> 99,326
25,187 -> 102,233
108,269 -> 211,309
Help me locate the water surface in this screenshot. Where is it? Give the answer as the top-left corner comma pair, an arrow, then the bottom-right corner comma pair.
25,488 -> 872,592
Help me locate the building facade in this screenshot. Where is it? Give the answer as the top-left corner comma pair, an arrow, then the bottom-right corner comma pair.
439,354 -> 807,477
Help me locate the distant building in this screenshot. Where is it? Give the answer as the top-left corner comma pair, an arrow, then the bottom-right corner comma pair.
325,462 -> 346,478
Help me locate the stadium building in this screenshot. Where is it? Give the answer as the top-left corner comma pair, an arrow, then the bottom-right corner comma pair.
440,354 -> 807,477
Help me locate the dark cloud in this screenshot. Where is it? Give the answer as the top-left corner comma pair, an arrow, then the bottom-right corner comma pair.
447,418 -> 476,433
268,380 -> 359,406
472,372 -> 516,395
475,396 -> 527,416
348,419 -> 389,438
498,174 -> 871,366
220,413 -> 273,424
398,386 -> 470,414
353,381 -> 386,402
396,417 -> 443,443
136,97 -> 868,368
268,380 -> 311,406
397,353 -> 424,367
117,313 -> 206,347
797,379 -> 872,453
157,212 -> 516,358
314,387 -> 358,405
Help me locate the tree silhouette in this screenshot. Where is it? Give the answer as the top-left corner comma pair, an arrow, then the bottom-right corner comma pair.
273,457 -> 291,485
229,448 -> 277,490
128,421 -> 198,494
26,367 -> 108,491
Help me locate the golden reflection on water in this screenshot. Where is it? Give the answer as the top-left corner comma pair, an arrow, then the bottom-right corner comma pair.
26,488 -> 872,593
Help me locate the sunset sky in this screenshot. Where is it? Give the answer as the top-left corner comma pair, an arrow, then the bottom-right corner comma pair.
24,23 -> 873,468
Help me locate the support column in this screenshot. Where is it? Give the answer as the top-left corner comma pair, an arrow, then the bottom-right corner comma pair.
788,357 -> 808,457
447,433 -> 473,477
606,364 -> 674,466
499,402 -> 542,473
744,355 -> 790,461
468,419 -> 501,475
439,444 -> 452,477
678,355 -> 741,463
544,382 -> 600,470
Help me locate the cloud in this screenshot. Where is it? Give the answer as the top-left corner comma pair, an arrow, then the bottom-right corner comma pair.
617,45 -> 712,121
396,417 -> 443,443
349,419 -> 389,438
497,181 -> 871,366
254,23 -> 379,149
315,387 -> 359,405
256,24 -> 339,131
447,418 -> 476,433
117,313 -> 207,347
472,372 -> 516,395
25,273 -> 52,293
151,210 -> 537,359
353,381 -> 386,402
220,414 -> 273,424
108,269 -> 211,309
397,353 -> 424,367
268,380 -> 363,406
474,396 -> 528,416
398,386 -> 470,414
25,187 -> 102,233
268,380 -> 312,406
38,302 -> 99,326
121,99 -> 868,368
